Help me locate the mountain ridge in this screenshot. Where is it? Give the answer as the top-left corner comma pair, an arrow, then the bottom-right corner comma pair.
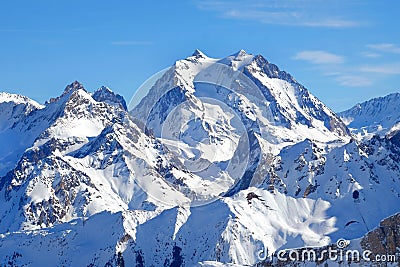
339,92 -> 400,139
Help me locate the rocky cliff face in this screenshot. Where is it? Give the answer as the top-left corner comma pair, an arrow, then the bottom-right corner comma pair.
360,213 -> 400,262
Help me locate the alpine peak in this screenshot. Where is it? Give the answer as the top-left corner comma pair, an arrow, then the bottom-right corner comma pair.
92,85 -> 127,110
62,80 -> 86,95
191,49 -> 207,58
233,49 -> 249,58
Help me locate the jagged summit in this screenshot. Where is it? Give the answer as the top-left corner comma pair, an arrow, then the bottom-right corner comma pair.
191,49 -> 207,58
92,86 -> 127,110
93,85 -> 114,95
215,49 -> 255,71
190,49 -> 250,61
45,81 -> 128,111
232,49 -> 249,58
62,80 -> 86,95
46,81 -> 88,105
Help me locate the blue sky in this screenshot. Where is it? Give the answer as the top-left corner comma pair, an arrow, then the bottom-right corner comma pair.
0,0 -> 399,111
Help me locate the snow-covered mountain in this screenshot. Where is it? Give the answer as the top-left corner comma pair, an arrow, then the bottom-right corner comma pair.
0,92 -> 45,176
0,81 -> 193,233
132,49 -> 349,146
0,51 -> 399,266
131,49 -> 350,201
339,92 -> 400,139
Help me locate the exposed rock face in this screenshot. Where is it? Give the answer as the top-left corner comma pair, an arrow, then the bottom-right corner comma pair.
360,213 -> 400,260
92,86 -> 128,110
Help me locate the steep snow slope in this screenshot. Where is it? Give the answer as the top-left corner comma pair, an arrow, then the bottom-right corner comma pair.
0,93 -> 45,176
262,137 -> 400,241
125,189 -> 335,266
0,211 -> 156,267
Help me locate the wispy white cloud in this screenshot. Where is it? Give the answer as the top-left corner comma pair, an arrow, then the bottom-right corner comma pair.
366,43 -> 400,54
291,43 -> 400,88
293,50 -> 345,64
222,10 -> 357,27
197,0 -> 360,28
336,75 -> 372,87
360,63 -> 400,74
324,71 -> 372,87
293,49 -> 377,87
361,51 -> 381,58
111,41 -> 154,46
302,20 -> 358,28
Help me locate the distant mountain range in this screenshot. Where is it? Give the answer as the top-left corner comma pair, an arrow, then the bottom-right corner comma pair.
0,50 -> 399,266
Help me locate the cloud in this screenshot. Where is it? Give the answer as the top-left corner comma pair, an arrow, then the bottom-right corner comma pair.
301,19 -> 358,28
293,50 -> 345,64
336,75 -> 372,87
324,70 -> 372,87
197,0 -> 359,28
361,51 -> 381,58
111,41 -> 154,46
222,10 -> 356,27
360,63 -> 400,74
366,43 -> 400,54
